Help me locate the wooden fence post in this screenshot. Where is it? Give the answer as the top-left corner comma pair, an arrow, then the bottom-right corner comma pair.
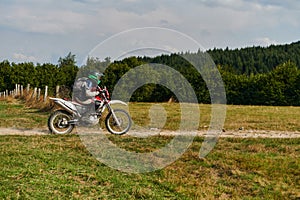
18,84 -> 21,96
21,85 -> 23,96
15,84 -> 18,96
26,84 -> 30,94
44,86 -> 48,102
31,87 -> 37,99
37,88 -> 41,101
56,85 -> 60,98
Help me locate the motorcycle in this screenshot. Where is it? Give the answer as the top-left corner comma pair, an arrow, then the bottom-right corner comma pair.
48,86 -> 132,135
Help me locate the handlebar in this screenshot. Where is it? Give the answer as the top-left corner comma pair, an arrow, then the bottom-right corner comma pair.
95,86 -> 110,100
96,85 -> 107,91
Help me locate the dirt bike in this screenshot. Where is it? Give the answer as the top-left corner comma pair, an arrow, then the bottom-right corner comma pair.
48,86 -> 132,135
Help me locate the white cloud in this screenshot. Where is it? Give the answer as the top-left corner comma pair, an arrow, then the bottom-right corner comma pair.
254,37 -> 278,46
13,53 -> 37,62
200,0 -> 300,12
245,0 -> 300,10
0,0 -> 299,63
1,3 -> 90,34
199,0 -> 280,11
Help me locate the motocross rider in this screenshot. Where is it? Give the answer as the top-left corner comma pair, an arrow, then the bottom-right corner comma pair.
73,72 -> 104,104
73,72 -> 104,124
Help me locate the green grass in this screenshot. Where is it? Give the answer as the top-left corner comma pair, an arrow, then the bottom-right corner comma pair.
1,100 -> 300,131
0,100 -> 48,128
0,135 -> 299,199
224,105 -> 300,131
0,100 -> 299,199
128,102 -> 300,131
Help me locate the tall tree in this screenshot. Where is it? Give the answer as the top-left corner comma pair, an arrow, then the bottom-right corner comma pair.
57,52 -> 78,87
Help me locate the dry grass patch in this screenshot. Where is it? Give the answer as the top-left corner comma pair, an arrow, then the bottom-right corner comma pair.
128,102 -> 300,131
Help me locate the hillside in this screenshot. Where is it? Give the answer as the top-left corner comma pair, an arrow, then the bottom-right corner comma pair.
207,41 -> 300,75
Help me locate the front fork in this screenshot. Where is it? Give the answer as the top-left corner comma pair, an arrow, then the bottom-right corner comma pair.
106,104 -> 121,126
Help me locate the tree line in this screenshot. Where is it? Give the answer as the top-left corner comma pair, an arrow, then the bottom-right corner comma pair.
0,41 -> 300,106
0,52 -> 78,96
208,41 -> 300,75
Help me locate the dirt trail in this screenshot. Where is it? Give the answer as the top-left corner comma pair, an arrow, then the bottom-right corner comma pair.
0,128 -> 49,136
0,127 -> 299,138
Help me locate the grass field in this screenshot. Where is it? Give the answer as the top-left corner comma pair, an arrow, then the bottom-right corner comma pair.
0,100 -> 299,199
128,102 -> 300,131
1,99 -> 300,131
0,135 -> 299,199
0,99 -> 48,128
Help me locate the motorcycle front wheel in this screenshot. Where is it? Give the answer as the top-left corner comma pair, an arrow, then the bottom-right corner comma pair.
105,109 -> 132,135
48,110 -> 74,134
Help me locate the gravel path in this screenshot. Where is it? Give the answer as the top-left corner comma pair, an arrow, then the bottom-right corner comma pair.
0,127 -> 299,138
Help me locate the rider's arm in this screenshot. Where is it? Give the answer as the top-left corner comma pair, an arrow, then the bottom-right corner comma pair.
86,89 -> 99,97
83,81 -> 99,97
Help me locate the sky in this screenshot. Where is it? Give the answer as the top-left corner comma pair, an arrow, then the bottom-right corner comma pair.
0,0 -> 299,65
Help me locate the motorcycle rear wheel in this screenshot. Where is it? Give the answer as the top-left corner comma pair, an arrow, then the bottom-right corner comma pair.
105,109 -> 131,135
48,110 -> 74,134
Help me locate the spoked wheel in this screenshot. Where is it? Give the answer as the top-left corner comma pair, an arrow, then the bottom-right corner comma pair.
48,110 -> 74,134
105,109 -> 131,135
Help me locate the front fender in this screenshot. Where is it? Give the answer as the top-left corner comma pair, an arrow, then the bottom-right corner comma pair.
109,100 -> 128,106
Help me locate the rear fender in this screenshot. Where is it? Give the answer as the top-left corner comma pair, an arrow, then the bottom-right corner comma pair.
50,97 -> 79,116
